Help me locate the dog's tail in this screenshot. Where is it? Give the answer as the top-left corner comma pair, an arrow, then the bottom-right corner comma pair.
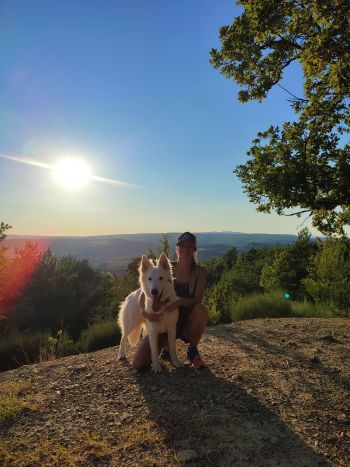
118,293 -> 147,347
127,323 -> 146,346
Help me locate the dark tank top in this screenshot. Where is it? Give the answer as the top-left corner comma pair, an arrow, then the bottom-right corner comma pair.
174,281 -> 192,299
172,261 -> 198,299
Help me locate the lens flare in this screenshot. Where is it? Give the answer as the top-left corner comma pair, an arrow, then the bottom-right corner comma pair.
0,153 -> 139,190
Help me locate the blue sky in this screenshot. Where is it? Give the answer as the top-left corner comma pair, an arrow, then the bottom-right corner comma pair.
0,0 -> 314,236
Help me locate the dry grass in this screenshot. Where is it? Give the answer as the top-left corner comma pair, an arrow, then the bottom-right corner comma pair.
118,420 -> 163,448
0,380 -> 42,424
116,419 -> 178,465
0,431 -> 112,466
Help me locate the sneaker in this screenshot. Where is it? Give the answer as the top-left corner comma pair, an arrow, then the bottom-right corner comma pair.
159,348 -> 171,361
187,346 -> 207,369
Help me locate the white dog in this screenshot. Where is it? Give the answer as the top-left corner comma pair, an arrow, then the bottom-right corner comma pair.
118,252 -> 184,373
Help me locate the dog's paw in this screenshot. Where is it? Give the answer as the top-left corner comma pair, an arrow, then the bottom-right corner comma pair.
151,362 -> 162,373
118,353 -> 126,361
172,359 -> 185,368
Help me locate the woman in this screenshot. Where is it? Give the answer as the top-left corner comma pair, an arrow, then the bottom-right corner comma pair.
132,232 -> 209,370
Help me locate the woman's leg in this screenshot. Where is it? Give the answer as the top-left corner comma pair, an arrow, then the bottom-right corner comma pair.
181,304 -> 209,369
181,303 -> 208,347
132,333 -> 168,370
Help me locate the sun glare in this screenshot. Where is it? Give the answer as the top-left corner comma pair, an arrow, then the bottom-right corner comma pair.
52,157 -> 91,191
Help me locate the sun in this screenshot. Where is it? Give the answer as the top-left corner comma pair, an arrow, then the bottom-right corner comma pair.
52,157 -> 91,191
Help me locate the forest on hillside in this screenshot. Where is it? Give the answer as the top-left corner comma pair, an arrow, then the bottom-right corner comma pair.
1,223 -> 350,371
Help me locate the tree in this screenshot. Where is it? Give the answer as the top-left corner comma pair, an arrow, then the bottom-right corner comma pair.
205,246 -> 274,323
205,247 -> 238,288
3,251 -> 119,339
260,228 -> 317,299
0,222 -> 11,241
0,241 -> 42,317
210,1 -> 350,236
0,222 -> 12,318
303,237 -> 350,314
158,233 -> 171,258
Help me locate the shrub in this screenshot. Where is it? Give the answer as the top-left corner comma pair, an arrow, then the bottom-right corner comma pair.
0,330 -> 50,371
77,320 -> 121,353
231,292 -> 292,321
39,330 -> 76,362
291,300 -> 336,318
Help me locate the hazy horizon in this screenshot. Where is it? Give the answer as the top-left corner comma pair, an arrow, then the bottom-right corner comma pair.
6,230 -> 304,239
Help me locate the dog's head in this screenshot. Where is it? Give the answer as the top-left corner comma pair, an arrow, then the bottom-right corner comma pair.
139,252 -> 174,301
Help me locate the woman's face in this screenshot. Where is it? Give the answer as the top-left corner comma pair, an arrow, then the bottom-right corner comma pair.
176,240 -> 196,259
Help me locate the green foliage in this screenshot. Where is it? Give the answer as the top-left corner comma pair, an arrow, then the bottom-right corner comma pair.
231,292 -> 293,321
0,241 -> 45,323
260,228 -> 317,299
211,1 -> 350,236
0,222 -> 13,318
0,222 -> 11,241
205,247 -> 274,324
303,237 -> 350,315
2,250 -> 118,340
205,270 -> 240,325
158,233 -> 171,258
114,256 -> 140,304
0,330 -> 51,371
205,247 -> 237,288
77,319 -> 121,353
39,330 -> 75,361
291,300 -> 333,318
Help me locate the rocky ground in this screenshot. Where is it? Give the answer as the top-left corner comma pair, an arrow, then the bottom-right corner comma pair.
0,318 -> 350,466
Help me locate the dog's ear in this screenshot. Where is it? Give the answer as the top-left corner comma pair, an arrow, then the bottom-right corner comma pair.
158,252 -> 170,270
140,255 -> 152,272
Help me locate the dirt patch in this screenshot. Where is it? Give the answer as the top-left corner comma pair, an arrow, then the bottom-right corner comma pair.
0,318 -> 349,465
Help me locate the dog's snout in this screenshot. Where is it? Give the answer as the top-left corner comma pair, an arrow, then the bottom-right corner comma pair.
151,289 -> 158,296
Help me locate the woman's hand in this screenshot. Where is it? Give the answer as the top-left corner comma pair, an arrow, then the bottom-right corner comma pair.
143,309 -> 163,322
163,299 -> 181,313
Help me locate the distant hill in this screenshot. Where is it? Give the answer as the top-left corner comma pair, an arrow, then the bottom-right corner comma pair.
4,232 -> 299,274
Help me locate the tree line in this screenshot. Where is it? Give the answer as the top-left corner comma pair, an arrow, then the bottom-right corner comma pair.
204,228 -> 350,323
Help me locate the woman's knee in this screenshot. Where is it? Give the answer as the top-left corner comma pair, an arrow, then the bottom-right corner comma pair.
132,354 -> 143,370
131,337 -> 151,370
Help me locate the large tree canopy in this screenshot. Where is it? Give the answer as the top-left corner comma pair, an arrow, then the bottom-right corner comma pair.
210,0 -> 350,236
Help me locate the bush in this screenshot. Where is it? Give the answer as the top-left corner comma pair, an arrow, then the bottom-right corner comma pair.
77,320 -> 121,353
39,330 -> 76,362
231,292 -> 293,321
291,300 -> 336,318
0,330 -> 50,371
0,329 -> 77,371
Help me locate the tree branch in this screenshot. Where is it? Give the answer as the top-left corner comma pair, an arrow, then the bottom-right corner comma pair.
297,212 -> 313,229
282,209 -> 312,217
278,84 -> 308,102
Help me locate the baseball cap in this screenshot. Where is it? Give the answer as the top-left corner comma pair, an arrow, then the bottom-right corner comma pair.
176,232 -> 197,247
